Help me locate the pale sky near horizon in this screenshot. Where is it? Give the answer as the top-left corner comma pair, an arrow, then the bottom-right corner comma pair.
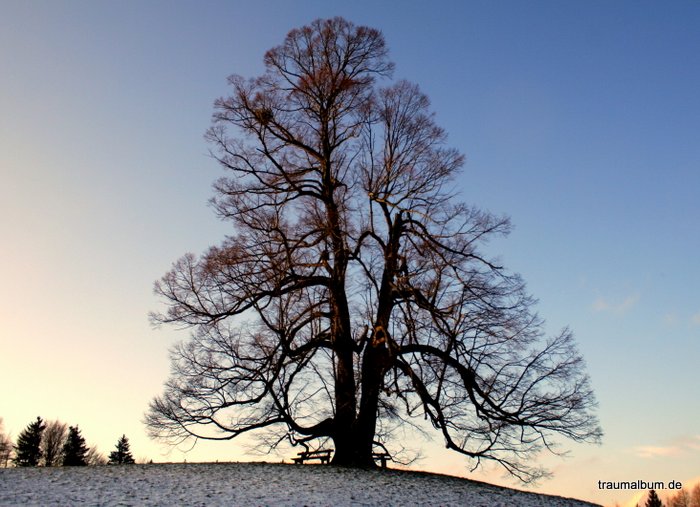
1,1 -> 699,505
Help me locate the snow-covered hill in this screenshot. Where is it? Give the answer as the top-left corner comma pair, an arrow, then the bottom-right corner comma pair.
0,462 -> 600,506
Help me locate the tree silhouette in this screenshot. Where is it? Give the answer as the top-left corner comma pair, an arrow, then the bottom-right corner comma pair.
42,420 -> 68,467
0,418 -> 13,467
85,446 -> 107,466
61,426 -> 88,466
108,435 -> 135,465
13,417 -> 45,467
692,485 -> 700,507
146,17 -> 601,481
667,487 -> 694,507
646,490 -> 664,507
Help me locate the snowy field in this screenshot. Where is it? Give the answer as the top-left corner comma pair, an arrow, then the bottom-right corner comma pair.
0,462 -> 600,506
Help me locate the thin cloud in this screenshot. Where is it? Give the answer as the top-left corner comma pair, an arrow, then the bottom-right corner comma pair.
634,445 -> 683,458
664,312 -> 679,326
592,293 -> 640,315
634,435 -> 700,458
691,312 -> 700,326
687,435 -> 700,451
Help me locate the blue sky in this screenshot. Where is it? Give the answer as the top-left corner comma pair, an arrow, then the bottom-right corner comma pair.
1,1 -> 699,504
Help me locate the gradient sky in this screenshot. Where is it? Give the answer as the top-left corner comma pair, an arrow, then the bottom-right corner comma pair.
1,1 -> 699,505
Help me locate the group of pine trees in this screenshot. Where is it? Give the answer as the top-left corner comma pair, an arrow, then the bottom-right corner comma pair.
0,417 -> 135,467
641,487 -> 700,507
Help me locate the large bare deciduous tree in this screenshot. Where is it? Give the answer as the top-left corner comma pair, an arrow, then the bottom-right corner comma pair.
146,17 -> 601,481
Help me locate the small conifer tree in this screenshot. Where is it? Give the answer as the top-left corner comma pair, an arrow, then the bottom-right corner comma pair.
646,490 -> 664,507
108,435 -> 135,464
61,426 -> 88,466
13,417 -> 45,467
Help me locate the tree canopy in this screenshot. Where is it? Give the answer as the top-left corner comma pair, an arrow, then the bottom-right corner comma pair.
61,426 -> 88,466
146,17 -> 601,481
646,489 -> 664,507
42,420 -> 68,467
0,418 -> 14,467
13,417 -> 45,467
108,435 -> 135,465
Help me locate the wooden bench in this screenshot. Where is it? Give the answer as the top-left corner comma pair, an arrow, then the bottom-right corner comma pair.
372,452 -> 392,468
292,449 -> 333,464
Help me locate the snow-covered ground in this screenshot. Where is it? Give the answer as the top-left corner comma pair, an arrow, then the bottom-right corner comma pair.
0,462 -> 600,506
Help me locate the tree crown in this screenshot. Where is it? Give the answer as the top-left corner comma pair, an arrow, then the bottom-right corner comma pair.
147,17 -> 601,482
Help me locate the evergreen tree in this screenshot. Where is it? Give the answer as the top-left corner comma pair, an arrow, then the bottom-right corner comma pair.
646,490 -> 664,507
13,417 -> 45,467
108,435 -> 135,464
61,426 -> 88,466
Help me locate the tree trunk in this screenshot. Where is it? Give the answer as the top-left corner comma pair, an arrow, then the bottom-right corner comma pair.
331,335 -> 389,467
333,213 -> 402,466
331,341 -> 360,465
351,340 -> 391,467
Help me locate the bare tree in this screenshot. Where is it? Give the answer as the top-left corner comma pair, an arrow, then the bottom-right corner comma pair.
691,484 -> 700,507
146,17 -> 601,481
85,445 -> 107,466
669,489 -> 692,507
41,420 -> 68,467
0,418 -> 13,467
